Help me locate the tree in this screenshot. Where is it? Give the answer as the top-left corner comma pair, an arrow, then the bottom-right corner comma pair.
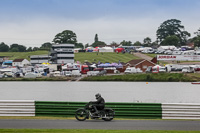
161,35 -> 180,46
27,47 -> 33,52
156,19 -> 190,45
85,43 -> 89,48
40,42 -> 52,49
10,47 -> 19,52
9,44 -> 26,52
0,42 -> 9,52
33,47 -> 39,51
194,28 -> 200,36
133,41 -> 142,46
120,40 -> 132,46
95,34 -> 98,42
143,37 -> 152,47
192,28 -> 200,47
18,45 -> 26,52
75,43 -> 84,49
194,37 -> 200,47
10,44 -> 19,50
53,30 -> 77,44
192,36 -> 200,47
91,41 -> 106,47
110,41 -> 118,45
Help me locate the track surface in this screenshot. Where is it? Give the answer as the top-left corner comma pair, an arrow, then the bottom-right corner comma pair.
0,119 -> 200,131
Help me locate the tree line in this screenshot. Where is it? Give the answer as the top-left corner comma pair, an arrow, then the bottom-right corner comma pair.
0,19 -> 200,52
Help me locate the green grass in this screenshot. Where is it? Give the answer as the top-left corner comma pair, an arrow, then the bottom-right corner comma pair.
74,52 -> 139,63
0,51 -> 48,60
0,129 -> 199,133
0,77 -> 76,81
81,73 -> 200,82
0,51 -> 139,63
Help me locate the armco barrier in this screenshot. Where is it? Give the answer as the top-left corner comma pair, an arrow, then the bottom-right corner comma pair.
162,103 -> 200,119
2,100 -> 200,119
0,100 -> 35,116
35,101 -> 162,119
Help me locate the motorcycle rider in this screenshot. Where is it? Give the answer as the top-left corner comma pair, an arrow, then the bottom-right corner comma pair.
90,93 -> 105,115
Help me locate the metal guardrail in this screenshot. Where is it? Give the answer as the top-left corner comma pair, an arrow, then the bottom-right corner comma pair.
0,100 -> 35,116
35,101 -> 162,119
162,103 -> 200,119
1,100 -> 200,119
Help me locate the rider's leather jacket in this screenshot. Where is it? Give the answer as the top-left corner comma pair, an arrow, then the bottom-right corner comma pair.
92,96 -> 105,107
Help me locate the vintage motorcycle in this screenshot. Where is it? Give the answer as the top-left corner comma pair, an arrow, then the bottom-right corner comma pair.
75,102 -> 115,121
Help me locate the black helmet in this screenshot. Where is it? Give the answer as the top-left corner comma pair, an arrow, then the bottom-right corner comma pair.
95,93 -> 101,99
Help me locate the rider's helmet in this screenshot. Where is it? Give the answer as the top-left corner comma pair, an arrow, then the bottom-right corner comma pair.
95,93 -> 101,99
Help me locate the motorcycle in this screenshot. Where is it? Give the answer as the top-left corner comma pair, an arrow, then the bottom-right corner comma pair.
75,102 -> 115,121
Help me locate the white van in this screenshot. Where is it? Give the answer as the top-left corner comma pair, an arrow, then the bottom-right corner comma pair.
152,65 -> 166,73
182,66 -> 195,73
72,70 -> 81,77
124,67 -> 137,74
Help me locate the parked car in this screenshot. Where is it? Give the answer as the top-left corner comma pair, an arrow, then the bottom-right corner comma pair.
97,70 -> 107,76
182,66 -> 195,73
24,72 -> 37,78
164,50 -> 172,55
136,68 -> 143,73
172,50 -> 182,55
0,74 -> 5,78
87,71 -> 99,76
152,65 -> 166,73
72,70 -> 81,77
65,71 -> 72,77
124,67 -> 137,74
145,66 -> 152,73
52,71 -> 61,77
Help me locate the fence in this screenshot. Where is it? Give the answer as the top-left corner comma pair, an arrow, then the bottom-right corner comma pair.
1,100 -> 200,119
162,103 -> 200,119
35,101 -> 162,119
0,100 -> 35,116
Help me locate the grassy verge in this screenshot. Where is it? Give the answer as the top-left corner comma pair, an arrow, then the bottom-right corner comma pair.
1,73 -> 200,82
0,77 -> 76,81
0,51 -> 48,60
0,129 -> 199,133
75,52 -> 139,63
0,51 -> 139,63
81,73 -> 200,82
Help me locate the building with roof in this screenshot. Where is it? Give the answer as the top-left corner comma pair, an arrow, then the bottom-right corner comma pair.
30,55 -> 51,65
12,59 -> 30,67
50,44 -> 74,64
126,59 -> 156,72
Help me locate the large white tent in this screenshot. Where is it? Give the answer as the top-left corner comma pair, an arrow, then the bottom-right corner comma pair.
98,47 -> 114,52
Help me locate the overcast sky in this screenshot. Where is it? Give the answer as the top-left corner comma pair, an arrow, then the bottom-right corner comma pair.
0,0 -> 200,47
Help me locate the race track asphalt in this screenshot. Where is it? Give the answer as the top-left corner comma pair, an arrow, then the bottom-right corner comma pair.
0,119 -> 200,131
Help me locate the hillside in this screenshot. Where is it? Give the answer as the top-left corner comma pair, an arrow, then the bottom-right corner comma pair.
0,51 -> 48,60
75,52 -> 140,63
0,51 -> 140,64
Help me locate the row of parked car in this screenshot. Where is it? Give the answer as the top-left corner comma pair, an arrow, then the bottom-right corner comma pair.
145,64 -> 200,73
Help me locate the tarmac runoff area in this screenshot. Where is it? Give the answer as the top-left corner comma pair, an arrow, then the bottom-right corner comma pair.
0,119 -> 200,131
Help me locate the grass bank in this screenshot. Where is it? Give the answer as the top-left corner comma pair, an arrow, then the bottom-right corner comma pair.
1,73 -> 200,82
0,77 -> 76,81
0,129 -> 199,133
75,52 -> 139,63
0,51 -> 139,63
81,73 -> 200,82
0,50 -> 48,60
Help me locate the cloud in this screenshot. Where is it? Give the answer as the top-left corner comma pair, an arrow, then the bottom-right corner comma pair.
0,11 -> 199,47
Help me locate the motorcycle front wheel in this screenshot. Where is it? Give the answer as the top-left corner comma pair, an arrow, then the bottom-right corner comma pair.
75,109 -> 88,121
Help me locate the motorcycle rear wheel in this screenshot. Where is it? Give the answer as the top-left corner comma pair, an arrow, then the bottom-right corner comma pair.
75,109 -> 88,121
103,110 -> 114,121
